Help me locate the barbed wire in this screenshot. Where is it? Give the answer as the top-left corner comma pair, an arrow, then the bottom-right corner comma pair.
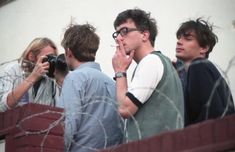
0,55 -> 235,152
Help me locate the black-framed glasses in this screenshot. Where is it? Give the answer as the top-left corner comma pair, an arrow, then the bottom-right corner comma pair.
112,27 -> 140,39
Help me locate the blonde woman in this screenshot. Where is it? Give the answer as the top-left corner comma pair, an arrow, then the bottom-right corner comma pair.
0,37 -> 58,112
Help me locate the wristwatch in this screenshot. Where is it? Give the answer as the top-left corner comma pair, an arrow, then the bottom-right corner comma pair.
113,72 -> 126,80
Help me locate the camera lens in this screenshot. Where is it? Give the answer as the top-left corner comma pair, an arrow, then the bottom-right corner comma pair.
43,54 -> 57,78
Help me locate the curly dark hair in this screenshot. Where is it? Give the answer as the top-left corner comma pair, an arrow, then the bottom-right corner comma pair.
61,23 -> 100,62
114,8 -> 158,47
176,18 -> 218,58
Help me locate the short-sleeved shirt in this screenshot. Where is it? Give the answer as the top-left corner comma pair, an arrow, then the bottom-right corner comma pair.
125,51 -> 184,141
127,53 -> 164,106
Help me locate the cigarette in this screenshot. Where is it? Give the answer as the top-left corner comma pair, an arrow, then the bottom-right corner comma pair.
110,44 -> 119,47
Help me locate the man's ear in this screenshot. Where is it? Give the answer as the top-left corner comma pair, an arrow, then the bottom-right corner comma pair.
200,46 -> 209,55
66,48 -> 73,58
142,31 -> 150,42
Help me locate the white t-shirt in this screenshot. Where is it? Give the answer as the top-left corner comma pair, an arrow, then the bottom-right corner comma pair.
128,53 -> 164,104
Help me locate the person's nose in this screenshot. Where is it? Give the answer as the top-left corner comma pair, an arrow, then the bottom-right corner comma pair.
177,38 -> 183,45
114,35 -> 124,45
116,34 -> 123,41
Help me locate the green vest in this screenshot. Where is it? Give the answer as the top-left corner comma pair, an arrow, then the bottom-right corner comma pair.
126,51 -> 184,142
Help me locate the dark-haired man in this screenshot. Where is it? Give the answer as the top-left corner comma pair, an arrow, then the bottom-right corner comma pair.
175,18 -> 235,126
112,8 -> 184,142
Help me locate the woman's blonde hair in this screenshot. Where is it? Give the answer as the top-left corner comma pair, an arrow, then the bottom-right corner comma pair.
21,37 -> 58,60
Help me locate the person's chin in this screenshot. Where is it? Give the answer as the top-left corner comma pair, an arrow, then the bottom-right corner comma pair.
176,54 -> 183,59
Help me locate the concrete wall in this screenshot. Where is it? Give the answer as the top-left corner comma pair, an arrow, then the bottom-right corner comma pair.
0,0 -> 234,94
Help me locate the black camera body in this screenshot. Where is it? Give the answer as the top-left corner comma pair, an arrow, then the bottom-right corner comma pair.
42,54 -> 57,78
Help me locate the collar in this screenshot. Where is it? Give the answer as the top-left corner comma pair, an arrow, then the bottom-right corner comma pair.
75,62 -> 101,71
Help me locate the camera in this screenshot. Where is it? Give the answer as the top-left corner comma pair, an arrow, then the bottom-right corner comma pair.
42,54 -> 57,78
42,54 -> 68,78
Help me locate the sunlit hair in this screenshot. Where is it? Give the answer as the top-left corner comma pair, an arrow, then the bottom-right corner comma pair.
61,23 -> 100,62
176,18 -> 218,58
20,37 -> 58,60
114,8 -> 158,47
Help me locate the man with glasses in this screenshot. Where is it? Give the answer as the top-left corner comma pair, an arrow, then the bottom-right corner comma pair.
112,8 -> 184,142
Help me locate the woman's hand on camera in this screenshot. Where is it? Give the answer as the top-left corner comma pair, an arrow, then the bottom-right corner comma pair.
28,56 -> 50,82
